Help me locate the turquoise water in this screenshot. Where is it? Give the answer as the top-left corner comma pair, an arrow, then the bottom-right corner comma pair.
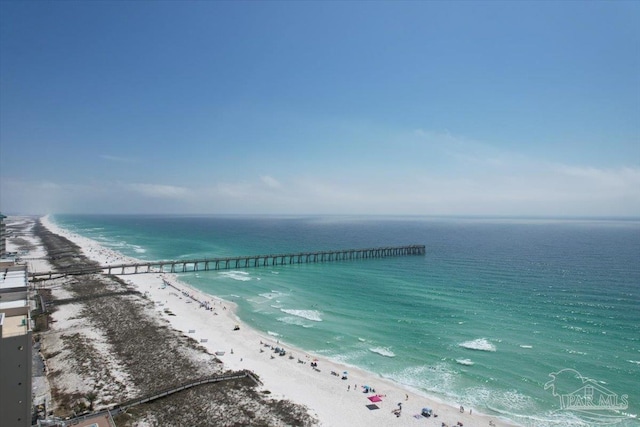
51,215 -> 640,427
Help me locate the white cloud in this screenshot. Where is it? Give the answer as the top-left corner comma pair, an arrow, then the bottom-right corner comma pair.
38,181 -> 63,190
554,165 -> 640,188
409,129 -> 513,169
260,175 -> 282,189
213,182 -> 252,199
126,183 -> 192,199
0,178 -> 103,214
2,129 -> 639,216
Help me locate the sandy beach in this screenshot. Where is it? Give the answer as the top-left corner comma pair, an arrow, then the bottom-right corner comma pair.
30,215 -> 514,427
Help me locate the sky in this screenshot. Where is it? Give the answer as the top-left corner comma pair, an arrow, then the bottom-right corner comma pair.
1,1 -> 639,216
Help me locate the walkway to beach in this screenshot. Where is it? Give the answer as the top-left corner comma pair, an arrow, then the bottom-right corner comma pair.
56,371 -> 261,426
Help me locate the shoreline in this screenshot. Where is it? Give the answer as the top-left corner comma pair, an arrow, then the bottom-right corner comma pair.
40,215 -> 517,427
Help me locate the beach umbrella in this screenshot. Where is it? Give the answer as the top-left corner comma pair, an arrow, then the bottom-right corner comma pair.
368,395 -> 382,402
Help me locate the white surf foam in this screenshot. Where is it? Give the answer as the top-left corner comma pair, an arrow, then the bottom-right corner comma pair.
280,309 -> 322,322
455,358 -> 474,366
466,386 -> 536,413
459,338 -> 496,352
259,292 -> 281,300
369,346 -> 396,357
277,316 -> 314,328
392,363 -> 457,395
267,331 -> 281,337
219,271 -> 251,281
519,345 -> 533,349
325,349 -> 369,365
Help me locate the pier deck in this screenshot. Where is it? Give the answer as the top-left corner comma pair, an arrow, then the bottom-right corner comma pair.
28,244 -> 425,280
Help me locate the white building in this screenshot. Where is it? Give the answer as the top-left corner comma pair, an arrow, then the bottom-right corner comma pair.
0,264 -> 32,426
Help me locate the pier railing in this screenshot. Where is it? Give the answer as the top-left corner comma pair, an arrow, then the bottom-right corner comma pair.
28,244 -> 425,280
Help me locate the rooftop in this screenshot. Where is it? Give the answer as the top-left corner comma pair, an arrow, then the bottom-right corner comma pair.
0,265 -> 28,290
0,299 -> 27,310
0,312 -> 29,338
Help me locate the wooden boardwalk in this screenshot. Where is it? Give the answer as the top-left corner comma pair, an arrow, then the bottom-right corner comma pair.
28,244 -> 425,280
53,370 -> 261,426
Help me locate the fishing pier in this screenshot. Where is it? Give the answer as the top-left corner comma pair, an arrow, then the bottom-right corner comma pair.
28,244 -> 425,280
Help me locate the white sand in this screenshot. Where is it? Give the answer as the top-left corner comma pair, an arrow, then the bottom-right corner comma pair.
39,215 -> 516,427
5,216 -> 53,273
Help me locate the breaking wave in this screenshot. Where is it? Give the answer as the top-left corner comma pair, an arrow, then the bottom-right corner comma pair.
459,338 -> 496,352
259,291 -> 283,300
369,346 -> 396,357
277,316 -> 314,328
219,271 -> 251,281
280,309 -> 322,322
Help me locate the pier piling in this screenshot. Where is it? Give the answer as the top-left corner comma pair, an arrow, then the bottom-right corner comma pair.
28,244 -> 425,280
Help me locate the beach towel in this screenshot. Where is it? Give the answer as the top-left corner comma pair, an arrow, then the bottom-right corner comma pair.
365,404 -> 380,410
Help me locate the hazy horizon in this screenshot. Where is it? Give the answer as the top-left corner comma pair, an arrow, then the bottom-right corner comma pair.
4,213 -> 638,223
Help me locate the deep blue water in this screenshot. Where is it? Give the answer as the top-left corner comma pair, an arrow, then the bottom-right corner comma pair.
51,215 -> 640,427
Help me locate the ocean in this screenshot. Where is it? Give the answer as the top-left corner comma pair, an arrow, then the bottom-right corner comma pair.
50,215 -> 640,427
